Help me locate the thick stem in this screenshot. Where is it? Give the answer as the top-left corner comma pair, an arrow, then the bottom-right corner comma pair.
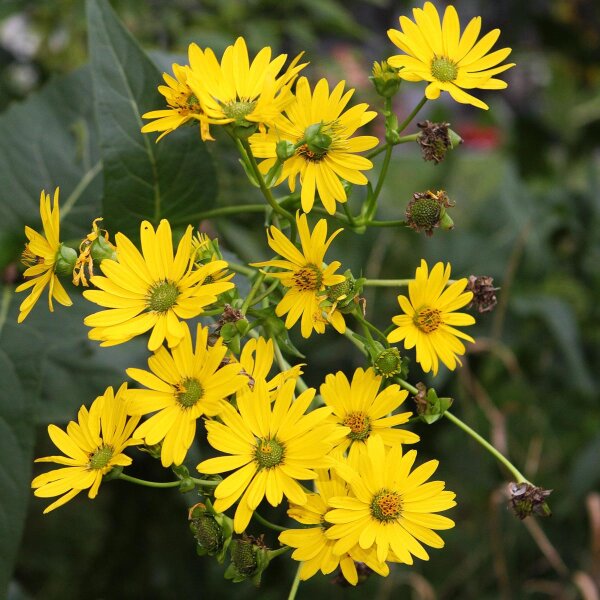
444,410 -> 529,484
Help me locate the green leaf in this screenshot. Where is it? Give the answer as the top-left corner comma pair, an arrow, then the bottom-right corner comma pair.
0,66 -> 102,263
87,0 -> 218,242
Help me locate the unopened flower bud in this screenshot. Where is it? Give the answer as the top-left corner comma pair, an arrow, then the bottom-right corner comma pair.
373,347 -> 403,378
466,275 -> 499,313
325,270 -> 364,313
509,483 -> 552,519
225,535 -> 271,584
188,503 -> 233,562
370,60 -> 401,98
406,190 -> 455,237
90,234 -> 117,262
54,245 -> 78,276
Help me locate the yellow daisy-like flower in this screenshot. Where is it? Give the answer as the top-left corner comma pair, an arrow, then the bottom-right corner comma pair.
16,188 -> 72,323
197,379 -> 346,533
186,37 -> 306,140
280,468 -> 389,585
31,383 -> 141,514
387,2 -> 515,110
141,62 -> 212,142
83,219 -> 234,351
238,336 -> 303,397
326,435 -> 456,564
251,212 -> 345,338
321,367 -> 419,461
250,77 -> 379,214
387,259 -> 475,375
126,323 -> 246,467
190,232 -> 234,284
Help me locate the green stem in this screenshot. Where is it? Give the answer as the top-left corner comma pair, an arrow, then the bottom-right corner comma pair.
228,261 -> 259,278
272,337 -> 309,393
364,219 -> 408,228
240,139 -> 296,224
171,204 -> 267,226
241,271 -> 266,314
367,133 -> 420,160
363,278 -> 411,287
269,546 -> 290,560
310,206 -> 351,224
371,142 -> 393,207
395,377 -> 419,395
117,473 -> 219,488
253,511 -> 287,532
341,202 -> 357,227
353,310 -> 387,344
397,96 -> 427,134
444,410 -> 529,484
248,278 -> 280,307
343,326 -> 369,355
287,563 -> 303,600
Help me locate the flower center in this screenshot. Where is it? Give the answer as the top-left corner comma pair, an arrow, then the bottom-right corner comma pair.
223,100 -> 257,123
431,56 -> 458,82
414,307 -> 442,333
370,489 -> 403,523
176,377 -> 204,408
292,264 -> 323,292
254,437 -> 285,469
147,281 -> 180,312
296,143 -> 327,163
88,445 -> 114,470
343,411 -> 372,441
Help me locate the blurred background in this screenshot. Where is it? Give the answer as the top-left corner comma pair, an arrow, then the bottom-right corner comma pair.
2,0 -> 600,598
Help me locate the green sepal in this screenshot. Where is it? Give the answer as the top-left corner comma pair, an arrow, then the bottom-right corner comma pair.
54,244 -> 78,276
102,465 -> 123,482
418,386 -> 453,424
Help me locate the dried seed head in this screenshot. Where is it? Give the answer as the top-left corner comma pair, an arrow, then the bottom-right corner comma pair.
466,275 -> 500,313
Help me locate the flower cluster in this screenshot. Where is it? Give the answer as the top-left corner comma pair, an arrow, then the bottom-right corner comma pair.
16,2 -> 531,593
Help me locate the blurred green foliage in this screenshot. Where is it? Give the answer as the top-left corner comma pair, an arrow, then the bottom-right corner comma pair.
2,0 -> 599,598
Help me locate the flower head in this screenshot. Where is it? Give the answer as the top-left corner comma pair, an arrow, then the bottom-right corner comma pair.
141,61 -> 212,142
280,468 -> 389,585
126,323 -> 246,467
31,383 -> 141,513
321,368 -> 419,461
16,188 -> 73,322
197,379 -> 346,533
250,77 -> 379,214
387,260 -> 475,375
187,37 -> 306,139
326,435 -> 456,564
251,212 -> 345,338
83,219 -> 234,351
387,2 -> 515,110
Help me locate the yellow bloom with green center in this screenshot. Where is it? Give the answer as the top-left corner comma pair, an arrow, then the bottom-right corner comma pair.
31,383 -> 141,514
280,468 -> 389,585
325,435 -> 456,564
125,323 -> 246,467
387,2 -> 515,110
238,336 -> 303,398
197,379 -> 347,533
16,188 -> 72,323
250,77 -> 379,214
83,219 -> 234,351
320,367 -> 419,460
141,61 -> 212,142
251,212 -> 345,338
186,37 -> 306,140
387,259 -> 475,375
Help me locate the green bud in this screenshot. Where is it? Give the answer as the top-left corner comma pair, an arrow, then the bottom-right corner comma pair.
235,318 -> 250,336
220,322 -> 237,342
276,140 -> 296,161
90,235 -> 117,262
304,123 -> 332,156
370,60 -> 401,98
189,503 -> 233,562
225,536 -> 272,585
54,244 -> 77,276
414,384 -> 453,424
439,207 -> 454,231
179,477 -> 195,493
448,128 -> 463,149
373,347 -> 402,378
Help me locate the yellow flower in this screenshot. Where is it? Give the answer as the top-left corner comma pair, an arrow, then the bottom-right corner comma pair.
320,367 -> 419,460
83,219 -> 234,351
197,379 -> 346,533
251,212 -> 345,338
238,336 -> 303,398
280,468 -> 389,585
141,62 -> 212,142
387,259 -> 475,375
16,189 -> 72,323
31,383 -> 141,514
126,323 -> 246,467
250,77 -> 379,214
326,435 -> 456,564
387,2 -> 515,110
186,37 -> 306,140
191,232 -> 233,284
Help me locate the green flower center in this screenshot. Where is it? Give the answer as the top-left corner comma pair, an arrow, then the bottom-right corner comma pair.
343,411 -> 372,441
255,437 -> 285,469
414,307 -> 442,333
292,264 -> 323,292
147,281 -> 180,312
374,347 -> 402,377
431,56 -> 458,82
89,445 -> 114,470
370,489 -> 403,522
223,100 -> 257,123
176,377 -> 204,408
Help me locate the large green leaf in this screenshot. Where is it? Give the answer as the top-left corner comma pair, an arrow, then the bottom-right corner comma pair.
87,0 -> 218,242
